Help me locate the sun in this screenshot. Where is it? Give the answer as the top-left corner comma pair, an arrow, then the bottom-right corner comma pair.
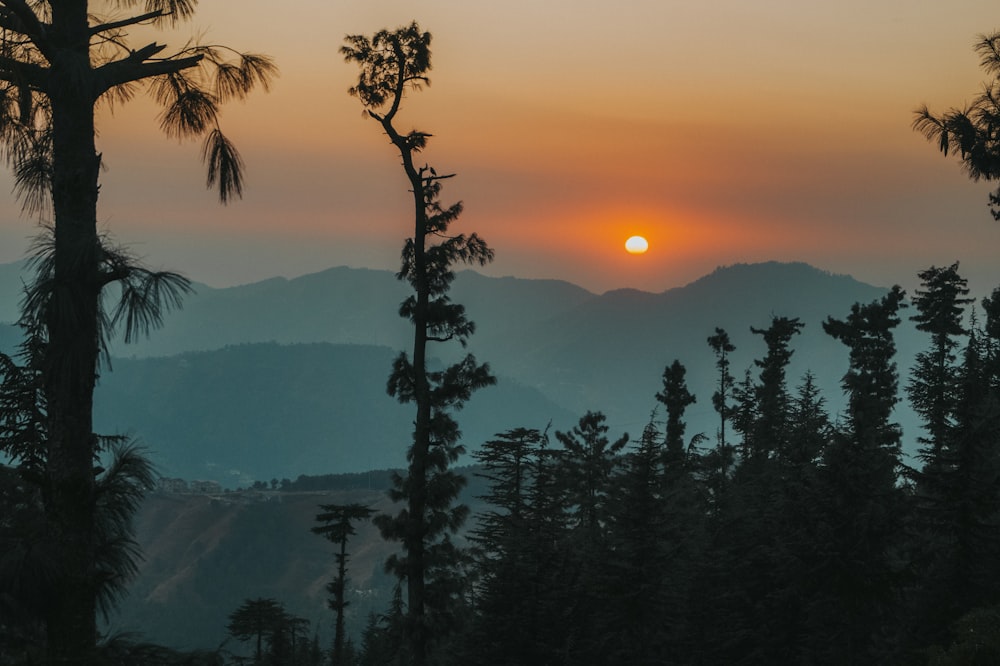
625,235 -> 649,254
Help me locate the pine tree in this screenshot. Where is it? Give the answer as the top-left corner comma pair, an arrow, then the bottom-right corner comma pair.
655,359 -> 697,472
810,286 -> 909,664
913,31 -> 1000,220
0,325 -> 158,662
312,503 -> 375,666
705,328 -> 738,496
603,420 -> 668,665
467,427 -> 551,665
785,371 -> 831,469
226,598 -> 286,664
907,294 -> 1000,655
553,411 -> 628,665
342,23 -> 495,665
747,316 -> 804,462
730,368 -> 759,465
605,413 -> 706,664
708,327 -> 737,449
908,262 -> 972,459
556,411 -> 628,537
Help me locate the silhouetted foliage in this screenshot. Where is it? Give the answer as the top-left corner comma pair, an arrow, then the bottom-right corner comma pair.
226,597 -> 310,665
427,267 -> 1000,663
466,427 -> 552,665
312,503 -> 375,666
812,286 -> 909,663
0,2 -> 274,659
655,360 -> 697,469
0,325 -> 157,663
746,316 -> 804,462
65,260 -> 1000,662
343,21 -> 494,666
908,262 -> 973,457
914,32 -> 1000,219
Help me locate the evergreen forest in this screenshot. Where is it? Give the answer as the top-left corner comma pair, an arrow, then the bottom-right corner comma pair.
314,262 -> 1000,666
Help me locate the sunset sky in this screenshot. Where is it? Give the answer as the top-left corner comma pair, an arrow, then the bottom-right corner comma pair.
1,0 -> 1000,295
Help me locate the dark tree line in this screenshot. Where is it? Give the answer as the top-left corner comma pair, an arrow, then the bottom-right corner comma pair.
226,597 -> 320,666
341,263 -> 1000,666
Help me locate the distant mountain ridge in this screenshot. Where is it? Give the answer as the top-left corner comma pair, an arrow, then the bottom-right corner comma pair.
106,266 -> 596,359
0,260 -> 933,483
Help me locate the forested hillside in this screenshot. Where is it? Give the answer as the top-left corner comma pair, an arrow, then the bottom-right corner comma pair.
109,486 -> 395,652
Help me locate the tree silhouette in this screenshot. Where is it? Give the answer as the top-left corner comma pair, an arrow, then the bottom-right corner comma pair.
823,287 -> 907,458
467,427 -> 552,664
815,286 -> 909,662
748,316 -> 804,462
0,320 -> 157,660
655,359 -> 696,468
554,411 -> 627,665
705,328 -> 737,499
906,285 -> 1000,652
342,21 -> 494,666
908,262 -> 972,457
914,31 -> 1000,219
707,327 -> 736,450
226,597 -> 286,665
556,411 -> 628,537
312,502 -> 374,666
0,2 -> 274,659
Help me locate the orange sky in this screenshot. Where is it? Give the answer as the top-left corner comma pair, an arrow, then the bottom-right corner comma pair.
1,0 -> 1000,295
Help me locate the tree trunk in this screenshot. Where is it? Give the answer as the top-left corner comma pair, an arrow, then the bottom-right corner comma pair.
333,538 -> 347,665
407,184 -> 430,666
44,3 -> 103,661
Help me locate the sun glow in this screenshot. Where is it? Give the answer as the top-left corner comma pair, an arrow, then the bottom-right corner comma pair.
625,235 -> 649,254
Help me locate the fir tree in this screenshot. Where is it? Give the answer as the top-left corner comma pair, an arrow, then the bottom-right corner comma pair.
655,359 -> 697,472
226,598 -> 286,664
747,316 -> 804,462
907,295 -> 1000,656
908,262 -> 972,459
467,428 -> 551,665
553,411 -> 628,665
811,286 -> 909,664
556,411 -> 628,537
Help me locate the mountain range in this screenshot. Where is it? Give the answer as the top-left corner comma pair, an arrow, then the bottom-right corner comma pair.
0,260 -> 931,483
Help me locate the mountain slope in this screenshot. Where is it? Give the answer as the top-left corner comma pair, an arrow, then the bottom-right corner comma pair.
109,488 -> 394,652
110,474 -> 493,652
93,342 -> 576,482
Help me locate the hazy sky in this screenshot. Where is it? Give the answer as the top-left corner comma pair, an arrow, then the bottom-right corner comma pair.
1,0 -> 999,295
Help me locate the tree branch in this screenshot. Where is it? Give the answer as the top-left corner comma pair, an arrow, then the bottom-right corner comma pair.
90,10 -> 164,37
0,0 -> 52,60
94,46 -> 202,95
0,54 -> 48,89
